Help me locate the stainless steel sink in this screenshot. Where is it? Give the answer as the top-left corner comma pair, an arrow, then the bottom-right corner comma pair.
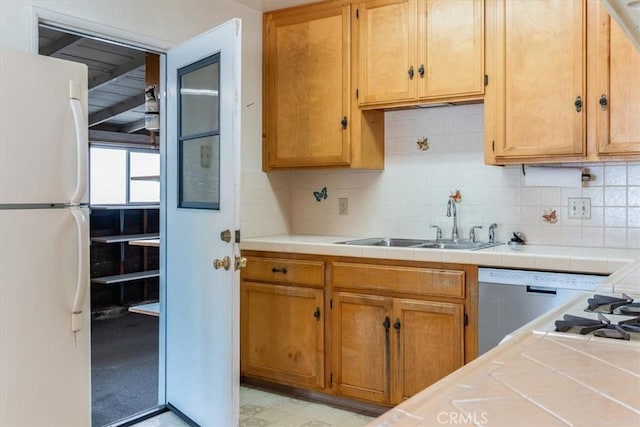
336,237 -> 430,247
415,240 -> 502,250
336,237 -> 502,250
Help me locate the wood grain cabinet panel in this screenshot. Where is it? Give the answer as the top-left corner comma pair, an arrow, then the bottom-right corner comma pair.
241,283 -> 325,389
242,256 -> 324,288
485,0 -> 586,162
392,299 -> 464,402
263,0 -> 384,170
332,292 -> 393,404
591,3 -> 640,157
356,0 -> 484,108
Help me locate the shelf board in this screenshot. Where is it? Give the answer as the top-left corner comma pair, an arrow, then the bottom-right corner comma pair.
130,175 -> 160,182
128,301 -> 160,317
90,204 -> 159,210
91,270 -> 160,285
91,233 -> 160,244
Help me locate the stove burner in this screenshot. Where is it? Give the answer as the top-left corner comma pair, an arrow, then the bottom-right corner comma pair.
585,293 -> 634,314
618,303 -> 640,316
554,312 -> 640,341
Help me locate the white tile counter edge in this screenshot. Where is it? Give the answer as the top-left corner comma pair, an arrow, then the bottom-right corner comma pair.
241,235 -> 640,274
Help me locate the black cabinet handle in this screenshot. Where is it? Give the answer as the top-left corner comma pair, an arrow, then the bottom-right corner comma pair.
574,96 -> 583,112
393,319 -> 401,331
408,66 -> 414,79
383,316 -> 391,331
599,94 -> 608,111
418,64 -> 425,78
271,267 -> 287,274
313,307 -> 321,321
341,116 -> 348,130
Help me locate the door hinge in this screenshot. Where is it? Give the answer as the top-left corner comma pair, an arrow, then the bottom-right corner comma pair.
492,140 -> 495,152
330,299 -> 333,309
235,230 -> 241,243
484,74 -> 488,86
356,8 -> 359,19
356,88 -> 359,99
464,313 -> 469,327
330,373 -> 333,385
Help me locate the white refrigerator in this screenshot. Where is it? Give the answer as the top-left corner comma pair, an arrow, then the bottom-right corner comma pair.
0,48 -> 91,426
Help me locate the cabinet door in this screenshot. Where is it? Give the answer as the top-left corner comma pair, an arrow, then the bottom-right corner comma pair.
486,0 -> 586,160
593,4 -> 640,156
241,283 -> 324,389
357,0 -> 416,105
392,299 -> 464,403
332,292 -> 392,404
417,0 -> 484,100
263,2 -> 350,168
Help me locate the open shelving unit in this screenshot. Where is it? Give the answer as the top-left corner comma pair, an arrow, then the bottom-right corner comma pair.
90,205 -> 160,312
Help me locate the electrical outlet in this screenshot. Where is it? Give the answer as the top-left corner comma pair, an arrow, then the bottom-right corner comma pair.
568,197 -> 591,219
338,198 -> 348,216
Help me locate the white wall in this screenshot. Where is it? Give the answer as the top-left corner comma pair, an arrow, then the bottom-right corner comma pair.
0,0 -> 289,237
287,104 -> 640,249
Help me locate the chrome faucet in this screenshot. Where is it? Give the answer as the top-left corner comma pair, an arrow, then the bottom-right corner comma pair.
430,225 -> 442,240
446,197 -> 459,242
488,223 -> 498,243
469,225 -> 483,243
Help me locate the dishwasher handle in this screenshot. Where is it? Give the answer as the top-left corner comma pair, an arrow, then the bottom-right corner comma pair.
526,285 -> 557,295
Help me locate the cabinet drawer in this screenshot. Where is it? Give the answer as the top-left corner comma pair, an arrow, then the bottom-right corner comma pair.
243,257 -> 324,288
331,262 -> 464,298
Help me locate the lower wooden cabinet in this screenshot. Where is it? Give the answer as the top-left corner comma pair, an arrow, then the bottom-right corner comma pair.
240,251 -> 475,408
240,282 -> 325,389
332,292 -> 464,405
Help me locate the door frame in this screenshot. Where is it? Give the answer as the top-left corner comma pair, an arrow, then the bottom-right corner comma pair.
30,6 -> 172,408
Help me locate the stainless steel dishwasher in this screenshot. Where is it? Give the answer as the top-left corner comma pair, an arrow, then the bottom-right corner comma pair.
478,268 -> 606,355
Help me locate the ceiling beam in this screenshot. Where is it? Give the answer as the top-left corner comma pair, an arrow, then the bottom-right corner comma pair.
40,34 -> 82,56
89,94 -> 144,127
119,118 -> 147,134
89,130 -> 152,146
89,54 -> 146,92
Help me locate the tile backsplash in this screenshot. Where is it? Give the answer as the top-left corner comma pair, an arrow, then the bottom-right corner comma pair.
284,104 -> 640,249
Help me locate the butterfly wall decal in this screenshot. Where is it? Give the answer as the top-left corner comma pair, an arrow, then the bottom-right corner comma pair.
542,209 -> 557,224
313,187 -> 328,202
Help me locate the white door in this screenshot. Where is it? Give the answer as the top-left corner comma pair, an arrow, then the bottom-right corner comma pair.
165,19 -> 242,426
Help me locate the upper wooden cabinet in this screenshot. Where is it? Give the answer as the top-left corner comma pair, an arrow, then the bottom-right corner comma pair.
485,0 -> 640,164
590,2 -> 640,157
356,0 -> 485,108
262,0 -> 384,170
484,0 -> 586,162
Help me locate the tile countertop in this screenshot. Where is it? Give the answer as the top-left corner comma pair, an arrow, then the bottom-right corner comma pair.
240,235 -> 640,274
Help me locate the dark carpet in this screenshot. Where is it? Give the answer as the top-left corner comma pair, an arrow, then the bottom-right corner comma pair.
91,312 -> 159,427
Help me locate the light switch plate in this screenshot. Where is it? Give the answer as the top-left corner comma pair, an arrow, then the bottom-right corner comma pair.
568,197 -> 591,219
338,198 -> 348,215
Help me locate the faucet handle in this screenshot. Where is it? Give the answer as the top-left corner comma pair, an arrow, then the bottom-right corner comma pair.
429,225 -> 442,240
469,225 -> 483,243
488,223 -> 498,243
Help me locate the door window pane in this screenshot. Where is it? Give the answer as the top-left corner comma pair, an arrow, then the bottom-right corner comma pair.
180,58 -> 220,136
90,147 -> 126,205
179,135 -> 220,209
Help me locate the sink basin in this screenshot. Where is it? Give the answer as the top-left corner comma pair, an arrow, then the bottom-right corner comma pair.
337,237 -> 430,247
337,237 -> 503,250
415,240 -> 502,250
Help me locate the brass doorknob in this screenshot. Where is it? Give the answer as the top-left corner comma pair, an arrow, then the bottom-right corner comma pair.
235,256 -> 248,271
213,256 -> 231,270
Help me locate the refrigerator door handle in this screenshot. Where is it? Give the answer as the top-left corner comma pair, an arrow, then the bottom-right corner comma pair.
69,82 -> 87,205
70,207 -> 89,333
